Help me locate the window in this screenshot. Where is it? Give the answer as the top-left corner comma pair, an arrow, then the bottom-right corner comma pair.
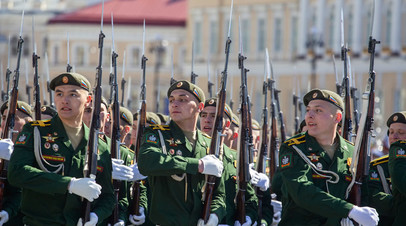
385,8 -> 392,46
129,47 -> 140,68
53,45 -> 59,64
75,46 -> 86,66
209,20 -> 218,54
274,17 -> 282,52
291,17 -> 298,53
193,21 -> 202,55
257,18 -> 266,52
242,18 -> 250,53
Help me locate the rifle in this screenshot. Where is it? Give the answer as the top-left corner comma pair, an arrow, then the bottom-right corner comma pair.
236,16 -> 250,224
67,32 -> 72,72
120,51 -> 126,107
108,13 -> 122,224
32,16 -> 41,120
340,9 -> 353,141
127,77 -> 132,110
229,75 -> 234,110
346,1 -> 380,206
130,20 -> 148,216
268,56 -> 278,190
4,36 -> 12,102
190,41 -> 198,84
108,47 -> 114,105
350,72 -> 360,134
0,64 -> 4,102
293,89 -> 299,134
169,47 -> 177,85
272,69 -> 286,142
207,54 -> 214,98
0,9 -> 25,210
82,2 -> 104,222
255,48 -> 270,223
333,54 -> 342,95
44,52 -> 54,108
24,59 -> 31,105
201,3 -> 233,221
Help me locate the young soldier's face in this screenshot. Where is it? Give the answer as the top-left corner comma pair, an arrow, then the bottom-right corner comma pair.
389,123 -> 406,144
54,85 -> 90,123
200,106 -> 216,135
305,100 -> 340,138
1,109 -> 32,142
168,89 -> 201,123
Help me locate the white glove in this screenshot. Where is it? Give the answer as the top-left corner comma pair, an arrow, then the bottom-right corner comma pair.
249,163 -> 260,184
340,217 -> 354,226
234,215 -> 252,226
271,200 -> 282,213
271,211 -> 281,226
0,210 -> 9,225
197,213 -> 219,226
348,206 -> 379,226
0,139 -> 13,160
200,155 -> 223,177
112,158 -> 134,181
113,220 -> 125,226
251,172 -> 269,191
128,163 -> 147,181
77,212 -> 98,226
129,207 -> 145,225
68,178 -> 101,202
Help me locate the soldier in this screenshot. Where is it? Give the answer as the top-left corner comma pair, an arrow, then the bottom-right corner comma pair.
278,89 -> 379,225
0,100 -> 33,226
387,111 -> 406,225
199,97 -> 261,225
8,72 -> 115,225
138,81 -> 225,225
40,105 -> 57,120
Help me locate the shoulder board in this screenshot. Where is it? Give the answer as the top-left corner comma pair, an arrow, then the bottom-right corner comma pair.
30,119 -> 51,127
150,124 -> 170,131
344,139 -> 354,146
370,155 -> 389,166
400,140 -> 406,144
202,132 -> 211,139
285,134 -> 306,146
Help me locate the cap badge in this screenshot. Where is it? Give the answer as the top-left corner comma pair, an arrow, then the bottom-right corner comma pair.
62,76 -> 69,84
312,93 -> 318,98
394,115 -> 398,121
177,82 -> 183,87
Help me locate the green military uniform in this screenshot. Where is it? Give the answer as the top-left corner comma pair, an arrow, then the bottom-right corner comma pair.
279,132 -> 354,225
138,121 -> 226,225
388,140 -> 406,225
221,147 -> 258,225
366,155 -> 395,225
8,116 -> 115,226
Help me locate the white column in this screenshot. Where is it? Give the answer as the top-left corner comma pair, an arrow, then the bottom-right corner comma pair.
316,0 -> 325,56
297,0 -> 308,58
352,0 -> 362,56
333,0 -> 343,54
372,0 -> 382,53
390,0 -> 401,55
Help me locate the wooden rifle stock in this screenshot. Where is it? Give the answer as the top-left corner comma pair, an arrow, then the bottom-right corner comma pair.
82,27 -> 105,222
348,35 -> 379,206
32,51 -> 41,120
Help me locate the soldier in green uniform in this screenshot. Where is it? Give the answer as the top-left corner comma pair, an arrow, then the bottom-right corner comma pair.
8,72 -> 115,226
0,101 -> 33,226
278,89 -> 379,226
200,97 -> 261,225
138,81 -> 225,226
387,111 -> 406,225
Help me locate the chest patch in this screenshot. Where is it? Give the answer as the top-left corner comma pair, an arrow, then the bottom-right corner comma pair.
369,171 -> 380,181
395,148 -> 406,158
307,153 -> 320,162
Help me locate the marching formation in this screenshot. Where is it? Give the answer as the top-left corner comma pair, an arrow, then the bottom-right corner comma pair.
0,1 -> 405,226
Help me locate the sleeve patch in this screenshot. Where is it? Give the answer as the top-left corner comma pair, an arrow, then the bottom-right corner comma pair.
15,132 -> 31,145
369,170 -> 380,181
395,148 -> 406,158
145,133 -> 158,144
280,153 -> 293,169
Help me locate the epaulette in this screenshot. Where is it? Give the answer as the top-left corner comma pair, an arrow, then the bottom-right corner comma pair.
202,132 -> 211,139
370,155 -> 389,167
344,138 -> 354,146
284,134 -> 306,146
400,140 -> 406,144
120,144 -> 134,153
150,124 -> 170,131
30,119 -> 51,127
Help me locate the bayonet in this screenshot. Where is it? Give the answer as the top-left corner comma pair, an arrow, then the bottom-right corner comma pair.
190,41 -> 198,84
32,15 -> 41,120
207,53 -> 213,97
120,51 -> 126,107
170,46 -> 176,85
67,32 -> 72,72
44,52 -> 54,107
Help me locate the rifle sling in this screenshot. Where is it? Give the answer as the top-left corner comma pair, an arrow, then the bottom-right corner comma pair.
377,165 -> 391,195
